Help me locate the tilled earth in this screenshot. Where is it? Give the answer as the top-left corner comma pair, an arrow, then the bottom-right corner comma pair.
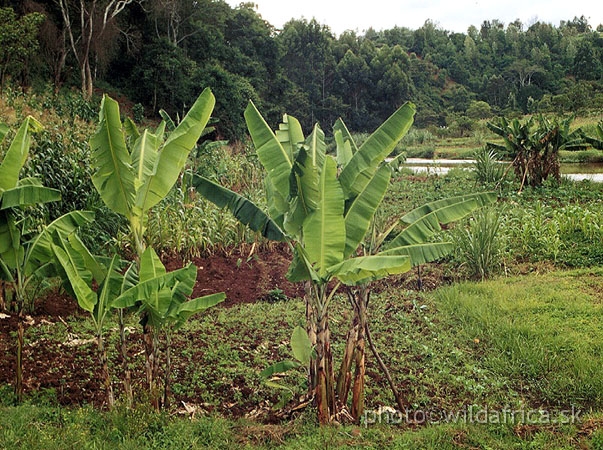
0,245 -> 303,414
0,245 -> 449,419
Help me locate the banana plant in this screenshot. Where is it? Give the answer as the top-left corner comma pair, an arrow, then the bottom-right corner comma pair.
194,101 -> 418,424
112,247 -> 224,410
51,233 -> 129,408
0,116 -> 94,403
90,88 -> 221,408
53,233 -> 224,409
487,114 -> 586,190
90,87 -> 216,258
335,190 -> 496,420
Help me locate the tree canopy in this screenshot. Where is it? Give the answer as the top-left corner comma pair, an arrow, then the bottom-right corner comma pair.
5,2 -> 603,140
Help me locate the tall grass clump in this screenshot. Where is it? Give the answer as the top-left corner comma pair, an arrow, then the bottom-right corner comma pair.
473,147 -> 506,184
453,208 -> 504,280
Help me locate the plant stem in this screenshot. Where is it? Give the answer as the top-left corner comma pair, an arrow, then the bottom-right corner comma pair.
365,321 -> 407,414
118,309 -> 133,408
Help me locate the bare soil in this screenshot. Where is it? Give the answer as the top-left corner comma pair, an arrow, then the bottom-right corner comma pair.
0,245 -> 447,419
0,245 -> 302,412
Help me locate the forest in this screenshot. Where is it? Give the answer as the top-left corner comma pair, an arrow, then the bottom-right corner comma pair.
1,0 -> 603,140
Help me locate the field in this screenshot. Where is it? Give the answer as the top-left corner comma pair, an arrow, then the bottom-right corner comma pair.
3,91 -> 603,448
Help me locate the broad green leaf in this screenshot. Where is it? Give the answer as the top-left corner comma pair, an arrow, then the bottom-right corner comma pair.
0,116 -> 43,191
52,244 -> 97,313
0,123 -> 8,143
52,232 -> 94,292
290,326 -> 312,366
343,164 -> 391,258
286,243 -> 320,283
333,118 -> 359,158
90,95 -> 136,218
120,263 -> 138,295
334,129 -> 353,167
192,174 -> 285,241
285,148 -> 319,236
131,129 -> 160,191
113,264 -> 197,309
265,177 -> 287,229
95,255 -> 123,327
260,360 -> 300,378
380,242 -> 455,267
67,233 -> 106,285
0,185 -> 60,210
400,192 -> 497,224
245,101 -> 293,206
173,292 -> 225,328
275,114 -> 304,162
139,247 -> 166,282
386,207 -> 453,248
328,254 -> 411,286
123,117 -> 140,141
0,257 -> 14,282
159,109 -> 176,131
305,123 -> 326,169
26,211 -> 95,272
138,88 -> 215,212
302,157 -> 346,278
339,102 -> 415,199
0,212 -> 21,270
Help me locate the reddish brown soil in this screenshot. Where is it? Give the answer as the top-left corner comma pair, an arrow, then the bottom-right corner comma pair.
0,246 -> 448,418
0,245 -> 304,414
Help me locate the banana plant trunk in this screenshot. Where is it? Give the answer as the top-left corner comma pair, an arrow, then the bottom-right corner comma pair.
350,287 -> 368,421
143,321 -> 160,411
15,311 -> 24,403
312,286 -> 338,425
336,286 -> 368,422
96,333 -> 114,408
163,330 -> 172,410
118,309 -> 133,407
305,281 -> 317,396
336,291 -> 360,406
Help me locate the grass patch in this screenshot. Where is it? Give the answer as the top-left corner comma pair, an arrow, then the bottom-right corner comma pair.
435,268 -> 603,411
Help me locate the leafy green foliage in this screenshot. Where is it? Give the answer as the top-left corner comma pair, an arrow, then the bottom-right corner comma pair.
487,115 -> 587,188
0,7 -> 44,91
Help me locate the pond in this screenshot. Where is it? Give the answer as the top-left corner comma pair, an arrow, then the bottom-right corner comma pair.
401,158 -> 603,183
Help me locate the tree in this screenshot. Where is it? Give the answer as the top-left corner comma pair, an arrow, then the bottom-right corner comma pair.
0,7 -> 44,91
57,0 -> 136,99
466,100 -> 492,119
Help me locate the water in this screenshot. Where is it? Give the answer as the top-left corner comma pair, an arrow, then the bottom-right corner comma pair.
400,158 -> 603,182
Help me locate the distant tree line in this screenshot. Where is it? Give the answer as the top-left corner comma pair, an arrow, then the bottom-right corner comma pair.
1,0 -> 603,140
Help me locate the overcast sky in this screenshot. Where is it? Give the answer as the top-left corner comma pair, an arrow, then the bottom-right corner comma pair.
224,0 -> 603,35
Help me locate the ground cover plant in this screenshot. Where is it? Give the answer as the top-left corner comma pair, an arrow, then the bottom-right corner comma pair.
4,88 -> 603,447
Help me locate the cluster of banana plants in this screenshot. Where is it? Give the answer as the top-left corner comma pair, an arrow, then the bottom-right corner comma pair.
194,102 -> 495,424
0,88 -> 225,409
79,87 -> 225,409
486,115 -> 587,190
0,117 -> 94,403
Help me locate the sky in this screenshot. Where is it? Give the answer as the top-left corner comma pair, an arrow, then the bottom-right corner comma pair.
224,0 -> 603,36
